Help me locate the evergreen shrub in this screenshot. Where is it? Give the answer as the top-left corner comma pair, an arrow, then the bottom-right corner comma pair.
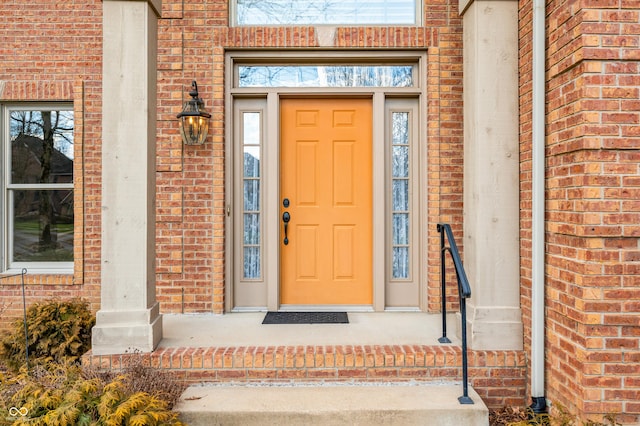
0,298 -> 94,372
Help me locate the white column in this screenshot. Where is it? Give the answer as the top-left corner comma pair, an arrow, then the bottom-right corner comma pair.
460,0 -> 523,350
92,0 -> 163,355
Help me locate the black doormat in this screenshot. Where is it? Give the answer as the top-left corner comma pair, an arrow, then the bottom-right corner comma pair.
262,312 -> 349,324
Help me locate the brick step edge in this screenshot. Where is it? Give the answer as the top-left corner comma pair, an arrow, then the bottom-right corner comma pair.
82,344 -> 526,408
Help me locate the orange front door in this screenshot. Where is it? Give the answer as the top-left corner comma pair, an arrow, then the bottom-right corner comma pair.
280,98 -> 373,305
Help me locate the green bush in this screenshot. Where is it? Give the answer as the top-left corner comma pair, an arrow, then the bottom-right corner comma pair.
0,298 -> 95,372
0,363 -> 184,426
0,301 -> 185,425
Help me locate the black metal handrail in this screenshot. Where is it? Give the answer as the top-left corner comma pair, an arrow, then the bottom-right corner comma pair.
436,223 -> 473,405
0,269 -> 29,372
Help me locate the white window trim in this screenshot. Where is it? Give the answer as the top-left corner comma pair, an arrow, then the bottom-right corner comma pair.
1,103 -> 74,274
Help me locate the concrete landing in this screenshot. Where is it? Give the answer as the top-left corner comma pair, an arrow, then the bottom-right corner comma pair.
160,312 -> 461,348
176,382 -> 489,426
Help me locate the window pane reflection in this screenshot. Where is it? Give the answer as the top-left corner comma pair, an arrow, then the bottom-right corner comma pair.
392,213 -> 409,245
393,248 -> 409,279
392,180 -> 409,211
243,247 -> 261,279
243,180 -> 260,211
7,107 -> 74,267
239,65 -> 414,88
237,0 -> 416,25
392,145 -> 409,177
11,189 -> 74,262
391,112 -> 410,279
243,112 -> 262,279
243,213 -> 260,245
10,110 -> 74,184
243,112 -> 260,145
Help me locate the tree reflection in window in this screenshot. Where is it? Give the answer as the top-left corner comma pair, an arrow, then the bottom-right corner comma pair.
391,112 -> 409,279
239,65 -> 414,88
242,112 -> 261,279
8,109 -> 74,263
236,0 -> 416,25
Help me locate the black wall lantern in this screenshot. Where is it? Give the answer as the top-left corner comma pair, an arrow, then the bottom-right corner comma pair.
177,81 -> 211,145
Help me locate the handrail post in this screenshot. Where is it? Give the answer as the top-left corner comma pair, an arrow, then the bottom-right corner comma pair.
0,268 -> 29,373
458,287 -> 473,404
438,224 -> 451,344
437,223 -> 473,405
21,268 -> 29,373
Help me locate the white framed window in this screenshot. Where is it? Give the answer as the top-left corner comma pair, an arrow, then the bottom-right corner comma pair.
233,0 -> 420,26
1,104 -> 74,272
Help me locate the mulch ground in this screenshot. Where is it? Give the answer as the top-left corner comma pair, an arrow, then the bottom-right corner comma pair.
489,406 -> 529,425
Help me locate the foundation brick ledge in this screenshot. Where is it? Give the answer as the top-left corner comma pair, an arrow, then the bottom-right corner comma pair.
82,345 -> 526,408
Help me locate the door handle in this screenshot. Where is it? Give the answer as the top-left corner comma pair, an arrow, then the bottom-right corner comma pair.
282,211 -> 290,245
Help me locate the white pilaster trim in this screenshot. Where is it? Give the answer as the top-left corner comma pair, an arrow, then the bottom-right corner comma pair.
102,0 -> 162,17
459,0 -> 517,17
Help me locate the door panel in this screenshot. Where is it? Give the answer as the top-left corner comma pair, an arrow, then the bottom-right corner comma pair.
280,98 -> 372,305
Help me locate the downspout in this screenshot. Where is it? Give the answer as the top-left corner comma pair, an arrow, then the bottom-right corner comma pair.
530,0 -> 547,414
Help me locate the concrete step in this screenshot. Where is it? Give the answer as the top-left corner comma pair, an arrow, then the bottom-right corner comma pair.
176,382 -> 489,426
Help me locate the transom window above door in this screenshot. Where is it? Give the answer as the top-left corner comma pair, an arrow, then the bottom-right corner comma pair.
234,0 -> 419,26
238,65 -> 415,88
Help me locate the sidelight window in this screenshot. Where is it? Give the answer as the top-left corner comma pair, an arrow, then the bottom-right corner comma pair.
391,111 -> 410,279
241,112 -> 262,279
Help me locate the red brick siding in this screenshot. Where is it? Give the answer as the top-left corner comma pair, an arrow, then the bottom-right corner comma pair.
518,3 -> 534,408
0,0 -> 103,329
0,0 -> 466,340
3,0 -> 639,420
154,0 -> 465,314
84,345 -> 527,409
520,0 -> 640,422
0,0 -> 540,415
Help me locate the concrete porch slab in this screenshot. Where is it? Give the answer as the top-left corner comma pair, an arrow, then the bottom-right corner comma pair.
159,312 -> 461,348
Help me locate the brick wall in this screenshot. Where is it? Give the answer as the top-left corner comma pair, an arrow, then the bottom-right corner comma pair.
0,0 -> 543,414
0,0 -> 465,322
0,0 -> 465,325
0,0 -> 103,329
3,0 -> 639,420
520,0 -> 640,422
154,0 -> 466,314
518,0 -> 534,409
